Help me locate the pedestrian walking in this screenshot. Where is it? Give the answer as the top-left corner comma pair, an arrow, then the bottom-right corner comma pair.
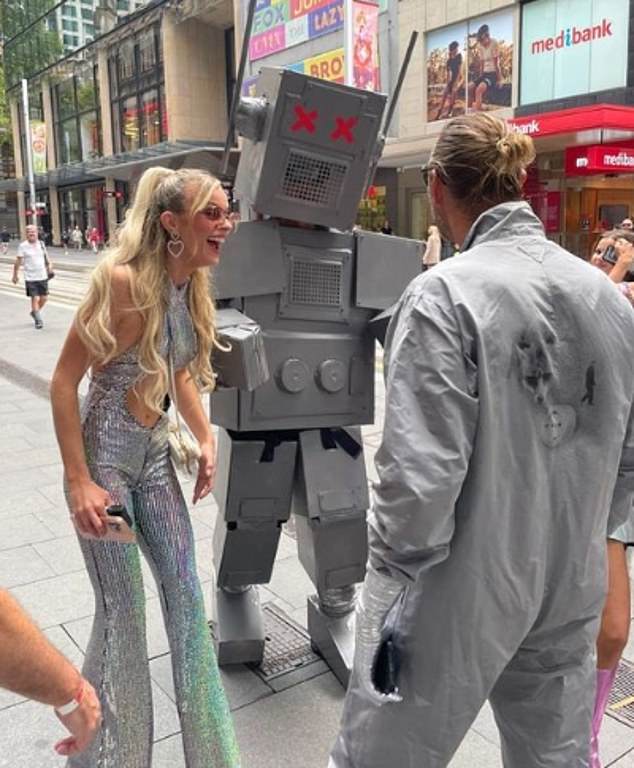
49,167 -> 240,768
61,228 -> 70,256
0,227 -> 10,255
12,224 -> 53,329
88,226 -> 100,254
329,113 -> 634,768
71,225 -> 82,251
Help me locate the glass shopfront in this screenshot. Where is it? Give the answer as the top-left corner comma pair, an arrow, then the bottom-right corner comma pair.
109,26 -> 167,154
60,184 -> 107,242
53,63 -> 101,165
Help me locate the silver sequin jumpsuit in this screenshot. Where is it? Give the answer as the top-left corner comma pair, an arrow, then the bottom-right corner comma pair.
68,282 -> 240,768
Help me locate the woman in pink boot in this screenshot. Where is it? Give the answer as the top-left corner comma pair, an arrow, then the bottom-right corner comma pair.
591,531 -> 631,767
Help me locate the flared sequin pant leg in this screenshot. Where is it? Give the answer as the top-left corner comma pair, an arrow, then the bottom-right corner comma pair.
68,408 -> 239,767
133,437 -> 239,768
68,467 -> 153,768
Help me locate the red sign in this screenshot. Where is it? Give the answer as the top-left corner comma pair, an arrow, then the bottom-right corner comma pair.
565,144 -> 634,176
508,104 -> 634,139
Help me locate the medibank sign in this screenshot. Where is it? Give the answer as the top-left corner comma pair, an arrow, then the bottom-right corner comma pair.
520,0 -> 628,106
531,18 -> 613,55
565,144 -> 634,176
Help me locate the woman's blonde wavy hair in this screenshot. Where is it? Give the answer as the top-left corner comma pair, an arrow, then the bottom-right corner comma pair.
76,166 -> 222,415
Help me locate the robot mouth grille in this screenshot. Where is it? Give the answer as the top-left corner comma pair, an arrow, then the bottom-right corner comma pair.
281,150 -> 347,206
290,259 -> 343,306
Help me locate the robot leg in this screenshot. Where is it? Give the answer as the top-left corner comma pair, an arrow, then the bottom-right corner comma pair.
212,428 -> 297,665
293,427 -> 369,686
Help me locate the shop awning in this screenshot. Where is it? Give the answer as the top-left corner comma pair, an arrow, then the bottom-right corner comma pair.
508,104 -> 634,145
88,140 -> 237,181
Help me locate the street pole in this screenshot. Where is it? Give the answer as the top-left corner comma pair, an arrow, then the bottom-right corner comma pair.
344,0 -> 353,87
20,79 -> 37,227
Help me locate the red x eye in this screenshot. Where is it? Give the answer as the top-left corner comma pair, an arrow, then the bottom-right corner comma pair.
291,105 -> 318,134
331,116 -> 358,144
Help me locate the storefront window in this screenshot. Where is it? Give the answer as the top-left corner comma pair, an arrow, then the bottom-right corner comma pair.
357,185 -> 387,232
138,30 -> 157,73
60,185 -> 107,242
109,26 -> 165,153
53,65 -> 101,165
60,119 -> 81,164
118,39 -> 136,85
79,112 -> 100,159
141,89 -> 160,146
121,96 -> 140,151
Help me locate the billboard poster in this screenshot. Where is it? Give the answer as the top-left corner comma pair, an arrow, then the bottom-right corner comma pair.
426,9 -> 514,123
31,121 -> 47,174
352,0 -> 380,90
250,0 -> 344,61
520,0 -> 629,105
242,48 -> 344,94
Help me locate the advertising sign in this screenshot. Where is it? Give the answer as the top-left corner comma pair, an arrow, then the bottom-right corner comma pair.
520,0 -> 629,105
250,0 -> 344,61
426,9 -> 514,123
565,144 -> 634,175
30,121 -> 47,174
351,0 -> 380,90
248,0 -> 386,62
509,104 -> 634,138
243,48 -> 344,94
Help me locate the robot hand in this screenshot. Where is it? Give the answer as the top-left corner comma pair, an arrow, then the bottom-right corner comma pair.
354,566 -> 404,705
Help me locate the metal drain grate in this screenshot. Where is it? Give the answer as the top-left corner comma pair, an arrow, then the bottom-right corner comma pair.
250,602 -> 320,681
608,659 -> 634,727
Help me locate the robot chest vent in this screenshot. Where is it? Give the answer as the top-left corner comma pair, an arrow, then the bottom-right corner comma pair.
290,259 -> 343,306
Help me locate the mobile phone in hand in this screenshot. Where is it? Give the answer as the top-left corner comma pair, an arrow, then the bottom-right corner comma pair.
602,245 -> 618,265
80,504 -> 135,543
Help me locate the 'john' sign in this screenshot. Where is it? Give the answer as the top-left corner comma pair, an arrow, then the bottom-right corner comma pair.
520,0 -> 628,106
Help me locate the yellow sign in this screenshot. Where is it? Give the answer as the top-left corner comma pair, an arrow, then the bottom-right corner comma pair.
304,47 -> 344,83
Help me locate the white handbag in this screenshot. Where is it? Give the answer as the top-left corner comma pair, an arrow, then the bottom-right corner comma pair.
167,354 -> 201,476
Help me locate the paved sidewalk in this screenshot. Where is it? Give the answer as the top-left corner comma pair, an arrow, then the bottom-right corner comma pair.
0,291 -> 633,767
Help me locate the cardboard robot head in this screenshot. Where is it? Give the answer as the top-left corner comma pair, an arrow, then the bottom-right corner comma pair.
233,67 -> 387,231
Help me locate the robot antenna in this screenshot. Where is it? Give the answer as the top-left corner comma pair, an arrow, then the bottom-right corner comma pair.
220,0 -> 258,179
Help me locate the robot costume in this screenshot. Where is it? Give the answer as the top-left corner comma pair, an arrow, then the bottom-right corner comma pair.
67,281 -> 239,768
208,64 -> 421,684
329,201 -> 634,768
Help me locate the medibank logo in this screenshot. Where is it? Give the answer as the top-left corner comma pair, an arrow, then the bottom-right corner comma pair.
531,18 -> 613,55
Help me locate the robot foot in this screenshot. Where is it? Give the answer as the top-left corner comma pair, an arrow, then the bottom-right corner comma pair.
307,594 -> 355,688
212,586 -> 265,666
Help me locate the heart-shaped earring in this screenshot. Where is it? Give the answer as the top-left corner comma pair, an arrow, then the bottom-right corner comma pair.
167,231 -> 184,259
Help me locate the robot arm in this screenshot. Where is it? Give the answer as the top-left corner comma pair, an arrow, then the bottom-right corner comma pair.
213,308 -> 270,391
354,230 -> 422,313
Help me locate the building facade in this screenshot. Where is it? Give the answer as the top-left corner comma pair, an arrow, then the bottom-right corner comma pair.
384,0 -> 634,258
2,0 -> 235,244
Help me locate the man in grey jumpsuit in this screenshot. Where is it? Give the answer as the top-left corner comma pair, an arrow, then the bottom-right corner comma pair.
329,114 -> 634,768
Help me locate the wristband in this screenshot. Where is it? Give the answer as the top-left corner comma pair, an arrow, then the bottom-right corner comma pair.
55,680 -> 84,716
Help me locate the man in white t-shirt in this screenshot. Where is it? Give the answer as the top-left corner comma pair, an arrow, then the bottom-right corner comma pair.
12,225 -> 53,329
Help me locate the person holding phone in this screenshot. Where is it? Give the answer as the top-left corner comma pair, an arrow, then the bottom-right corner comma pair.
49,167 -> 240,768
591,229 -> 634,306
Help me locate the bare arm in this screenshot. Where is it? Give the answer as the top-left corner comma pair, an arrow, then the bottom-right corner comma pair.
0,589 -> 101,757
12,254 -> 21,283
0,589 -> 80,704
174,368 -> 216,504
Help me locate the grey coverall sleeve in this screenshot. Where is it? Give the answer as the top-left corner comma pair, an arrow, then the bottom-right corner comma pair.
369,289 -> 479,584
609,401 -> 634,538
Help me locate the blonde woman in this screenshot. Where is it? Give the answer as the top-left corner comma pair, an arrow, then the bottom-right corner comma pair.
50,167 -> 240,768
